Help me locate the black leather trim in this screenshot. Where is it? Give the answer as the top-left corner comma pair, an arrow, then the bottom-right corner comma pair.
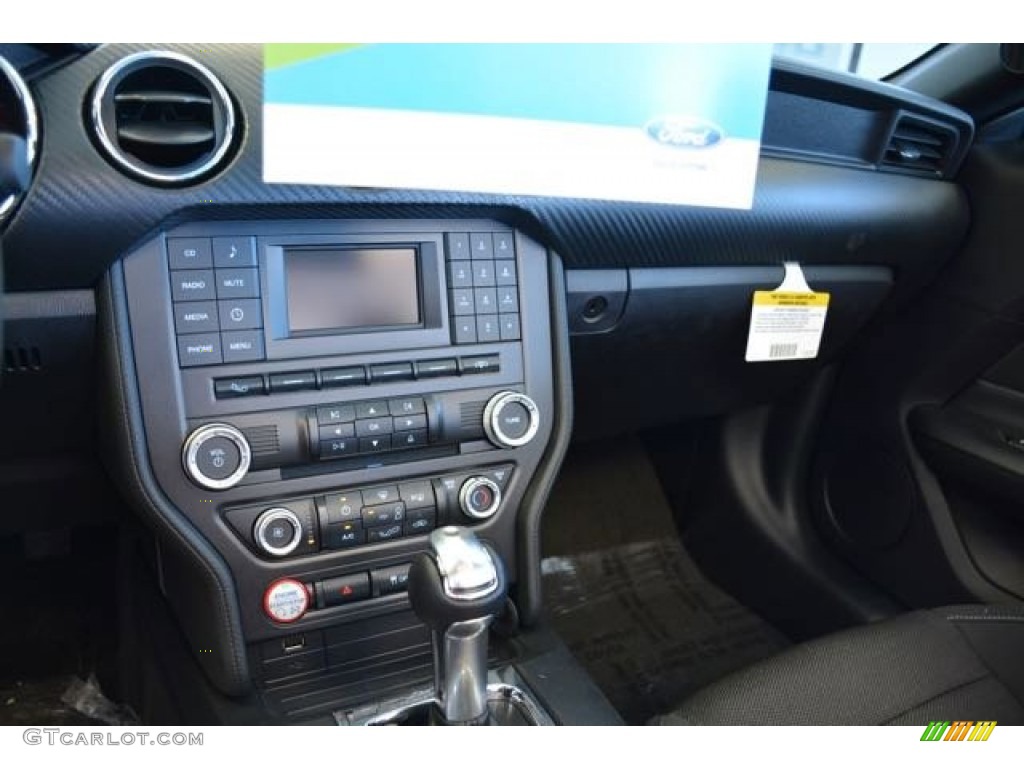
98,265 -> 251,696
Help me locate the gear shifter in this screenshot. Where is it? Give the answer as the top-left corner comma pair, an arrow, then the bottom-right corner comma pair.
408,526 -> 507,725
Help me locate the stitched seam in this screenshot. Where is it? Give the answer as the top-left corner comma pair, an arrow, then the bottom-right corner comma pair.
880,673 -> 993,724
945,615 -> 1024,622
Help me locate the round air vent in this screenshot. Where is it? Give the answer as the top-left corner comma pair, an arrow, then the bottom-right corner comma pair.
90,51 -> 236,185
0,55 -> 38,220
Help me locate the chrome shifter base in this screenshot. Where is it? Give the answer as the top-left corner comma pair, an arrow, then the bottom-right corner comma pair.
333,667 -> 555,726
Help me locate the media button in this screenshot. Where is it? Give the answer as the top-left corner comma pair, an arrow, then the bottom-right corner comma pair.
174,301 -> 219,334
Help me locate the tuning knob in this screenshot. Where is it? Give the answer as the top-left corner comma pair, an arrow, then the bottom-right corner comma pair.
182,423 -> 251,490
483,391 -> 540,448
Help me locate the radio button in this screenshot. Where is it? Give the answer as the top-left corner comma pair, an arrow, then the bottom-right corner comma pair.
212,236 -> 257,268
174,301 -> 219,334
317,404 -> 355,425
359,436 -> 391,453
215,267 -> 260,299
470,232 -> 494,260
168,237 -> 213,270
363,486 -> 400,505
320,438 -> 357,459
388,397 -> 426,416
355,401 -> 388,419
399,481 -> 435,510
452,318 -> 477,344
367,524 -> 404,544
218,298 -> 263,331
269,370 -> 317,393
415,359 -> 458,379
460,354 -> 500,375
369,362 -> 414,383
171,269 -> 216,302
394,430 -> 428,449
446,232 -> 470,260
447,260 -> 473,289
178,333 -> 222,367
393,413 -> 427,432
324,491 -> 363,523
319,423 -> 355,442
476,315 -> 501,343
215,376 -> 265,399
362,502 -> 406,526
221,331 -> 266,363
356,417 -> 393,437
493,232 -> 515,259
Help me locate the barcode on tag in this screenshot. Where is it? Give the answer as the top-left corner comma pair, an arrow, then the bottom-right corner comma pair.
769,343 -> 799,359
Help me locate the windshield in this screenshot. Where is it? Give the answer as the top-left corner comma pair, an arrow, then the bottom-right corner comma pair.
773,43 -> 937,80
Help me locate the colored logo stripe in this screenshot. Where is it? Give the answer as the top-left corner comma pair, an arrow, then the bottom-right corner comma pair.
920,721 -> 996,742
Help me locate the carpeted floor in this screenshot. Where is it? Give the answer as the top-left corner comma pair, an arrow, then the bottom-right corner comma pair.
541,438 -> 790,725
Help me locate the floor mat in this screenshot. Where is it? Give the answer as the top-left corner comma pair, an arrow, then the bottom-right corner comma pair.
542,438 -> 789,725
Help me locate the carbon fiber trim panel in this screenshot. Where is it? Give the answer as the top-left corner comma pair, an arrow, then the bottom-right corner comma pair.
5,44 -> 969,290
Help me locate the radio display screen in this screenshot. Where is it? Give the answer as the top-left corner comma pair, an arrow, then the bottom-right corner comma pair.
284,247 -> 421,334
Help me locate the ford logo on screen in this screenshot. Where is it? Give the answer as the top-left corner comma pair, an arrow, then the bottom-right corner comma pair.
645,117 -> 724,149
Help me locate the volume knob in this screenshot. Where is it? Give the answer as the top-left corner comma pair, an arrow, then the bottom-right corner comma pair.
182,423 -> 251,490
483,391 -> 540,449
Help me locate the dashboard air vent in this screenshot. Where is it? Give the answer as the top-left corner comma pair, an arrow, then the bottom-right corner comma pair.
881,114 -> 957,177
90,51 -> 236,185
0,55 -> 38,221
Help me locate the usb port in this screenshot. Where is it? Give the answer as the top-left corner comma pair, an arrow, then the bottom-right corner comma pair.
281,634 -> 306,654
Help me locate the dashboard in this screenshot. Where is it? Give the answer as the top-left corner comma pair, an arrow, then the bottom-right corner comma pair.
0,43 -> 976,718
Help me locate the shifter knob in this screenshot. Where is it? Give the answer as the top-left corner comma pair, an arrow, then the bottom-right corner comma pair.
408,527 -> 507,724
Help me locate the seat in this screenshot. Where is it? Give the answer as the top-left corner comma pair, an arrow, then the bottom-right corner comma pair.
652,604 -> 1024,725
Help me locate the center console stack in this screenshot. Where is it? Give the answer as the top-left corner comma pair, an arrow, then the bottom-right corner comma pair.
102,217 -> 616,723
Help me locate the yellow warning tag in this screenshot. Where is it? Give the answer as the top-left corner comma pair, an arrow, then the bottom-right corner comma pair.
745,263 -> 830,362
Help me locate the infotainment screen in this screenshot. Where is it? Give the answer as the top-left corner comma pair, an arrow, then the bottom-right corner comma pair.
284,247 -> 420,334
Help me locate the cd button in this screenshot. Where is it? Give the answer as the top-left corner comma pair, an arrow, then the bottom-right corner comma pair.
168,238 -> 213,270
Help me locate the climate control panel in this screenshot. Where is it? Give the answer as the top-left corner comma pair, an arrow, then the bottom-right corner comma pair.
224,464 -> 514,560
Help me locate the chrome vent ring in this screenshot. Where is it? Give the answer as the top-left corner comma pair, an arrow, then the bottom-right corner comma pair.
0,55 -> 38,221
89,51 -> 236,185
